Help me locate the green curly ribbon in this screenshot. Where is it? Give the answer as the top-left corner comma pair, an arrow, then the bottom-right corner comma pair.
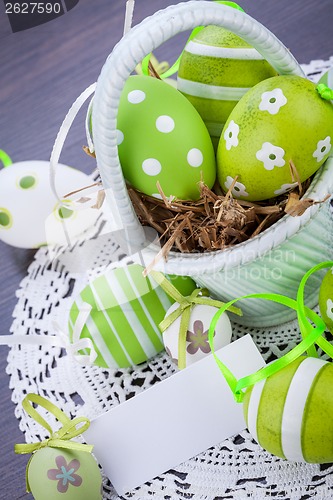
15,394 -> 93,492
150,270 -> 242,370
141,1 -> 245,79
208,261 -> 333,403
316,83 -> 333,101
0,149 -> 12,167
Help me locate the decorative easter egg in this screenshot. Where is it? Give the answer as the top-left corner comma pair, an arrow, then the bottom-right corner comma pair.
163,302 -> 232,367
319,267 -> 333,332
28,447 -> 102,499
0,161 -> 98,249
68,264 -> 197,368
217,75 -> 333,201
177,26 -> 277,149
243,356 -> 333,463
318,66 -> 333,89
114,75 -> 216,200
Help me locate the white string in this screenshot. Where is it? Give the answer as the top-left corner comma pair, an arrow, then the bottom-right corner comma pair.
123,0 -> 135,35
49,82 -> 97,203
0,304 -> 97,366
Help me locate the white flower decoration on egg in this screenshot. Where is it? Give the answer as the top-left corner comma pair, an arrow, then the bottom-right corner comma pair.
313,136 -> 332,163
224,176 -> 249,197
256,142 -> 286,171
224,120 -> 239,150
326,298 -> 333,321
274,182 -> 298,196
259,88 -> 287,115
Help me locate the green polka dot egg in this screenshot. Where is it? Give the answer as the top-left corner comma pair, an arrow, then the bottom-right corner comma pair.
319,267 -> 333,332
68,263 -> 196,369
28,447 -> 102,499
90,75 -> 216,200
244,356 -> 333,463
217,75 -> 333,201
0,161 -> 98,249
177,26 -> 277,149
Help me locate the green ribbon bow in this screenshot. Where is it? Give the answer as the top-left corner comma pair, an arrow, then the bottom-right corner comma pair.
141,1 -> 245,79
15,394 -> 93,492
317,83 -> 333,101
208,261 -> 333,403
150,270 -> 242,370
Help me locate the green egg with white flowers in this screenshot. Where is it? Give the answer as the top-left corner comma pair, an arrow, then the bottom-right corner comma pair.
217,75 -> 333,201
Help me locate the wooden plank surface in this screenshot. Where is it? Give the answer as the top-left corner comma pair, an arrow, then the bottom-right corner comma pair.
0,0 -> 332,497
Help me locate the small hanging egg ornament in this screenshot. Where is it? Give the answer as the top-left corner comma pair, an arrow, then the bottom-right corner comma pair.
243,356 -> 333,463
177,26 -> 277,149
28,448 -> 102,499
217,75 -> 333,201
68,264 -> 197,368
163,302 -> 232,367
90,75 -> 216,200
319,267 -> 333,333
0,161 -> 98,249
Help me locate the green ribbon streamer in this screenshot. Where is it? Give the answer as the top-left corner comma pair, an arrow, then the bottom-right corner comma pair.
0,149 -> 12,167
208,261 -> 333,403
15,394 -> 93,493
150,270 -> 242,369
317,83 -> 333,101
141,0 -> 245,79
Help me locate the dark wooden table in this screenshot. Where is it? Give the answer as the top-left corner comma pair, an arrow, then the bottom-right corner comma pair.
1,0 -> 332,497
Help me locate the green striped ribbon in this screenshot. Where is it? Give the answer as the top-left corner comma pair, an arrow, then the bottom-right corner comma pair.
208,261 -> 333,403
140,1 -> 245,79
317,83 -> 333,101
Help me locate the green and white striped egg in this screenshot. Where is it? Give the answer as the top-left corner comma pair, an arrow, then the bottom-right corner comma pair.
68,264 -> 196,369
243,356 -> 333,463
177,26 -> 277,149
319,267 -> 333,333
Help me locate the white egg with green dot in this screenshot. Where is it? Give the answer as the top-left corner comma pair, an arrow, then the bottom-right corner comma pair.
113,75 -> 216,200
244,356 -> 333,463
0,161 -> 98,249
177,26 -> 277,149
217,75 -> 333,201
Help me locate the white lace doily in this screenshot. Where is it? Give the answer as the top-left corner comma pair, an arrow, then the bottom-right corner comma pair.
7,57 -> 333,500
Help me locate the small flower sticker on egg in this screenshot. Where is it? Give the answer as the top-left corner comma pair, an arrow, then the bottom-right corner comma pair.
259,88 -> 287,115
312,136 -> 332,163
224,176 -> 249,197
47,456 -> 82,493
256,142 -> 286,171
274,182 -> 298,196
224,120 -> 239,150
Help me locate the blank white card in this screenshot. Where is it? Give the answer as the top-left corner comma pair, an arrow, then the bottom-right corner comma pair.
84,334 -> 265,495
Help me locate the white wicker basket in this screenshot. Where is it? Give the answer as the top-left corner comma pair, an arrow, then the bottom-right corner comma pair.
92,1 -> 333,327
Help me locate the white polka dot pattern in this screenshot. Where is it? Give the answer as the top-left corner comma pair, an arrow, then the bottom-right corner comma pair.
156,115 -> 175,133
128,90 -> 146,104
187,148 -> 204,167
142,158 -> 162,176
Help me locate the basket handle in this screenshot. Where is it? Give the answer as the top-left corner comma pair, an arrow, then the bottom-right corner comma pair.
93,0 -> 304,254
